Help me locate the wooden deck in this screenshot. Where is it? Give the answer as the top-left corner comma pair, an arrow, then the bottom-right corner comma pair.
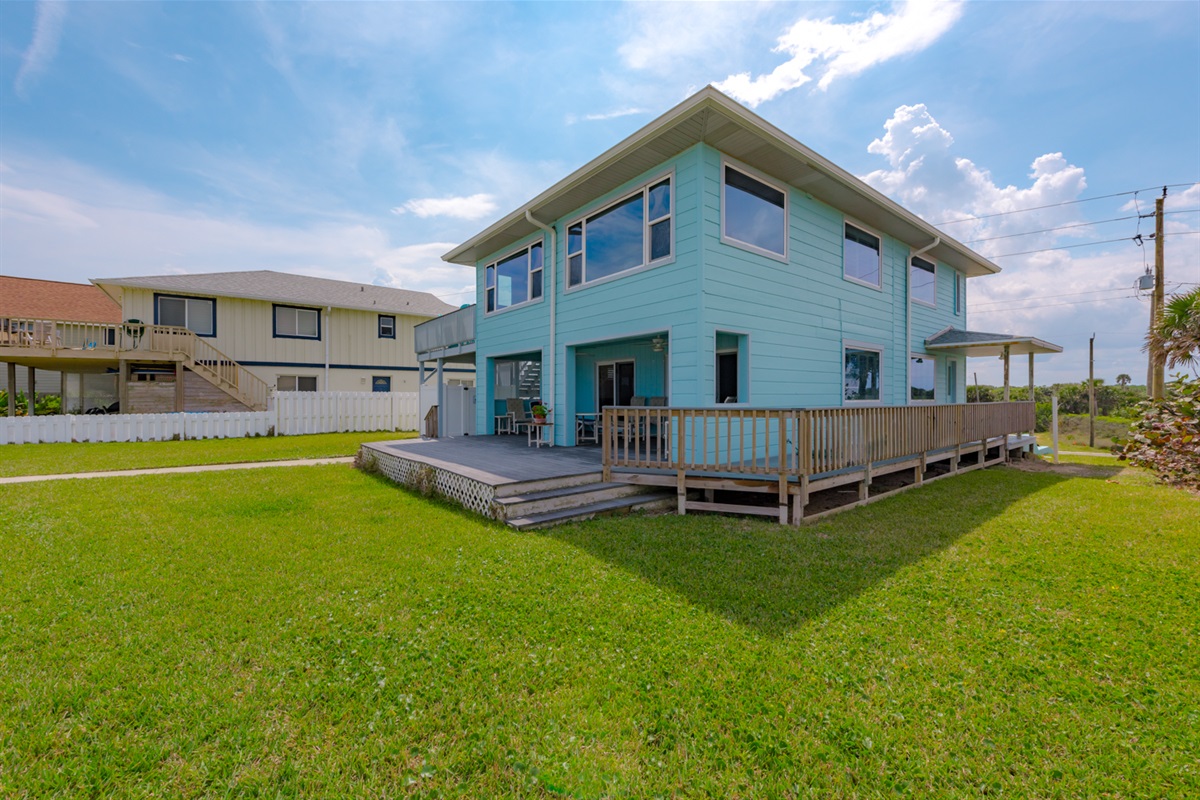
367,436 -> 603,488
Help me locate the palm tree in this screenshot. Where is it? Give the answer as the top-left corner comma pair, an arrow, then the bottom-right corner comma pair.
1147,287 -> 1200,371
1116,373 -> 1131,387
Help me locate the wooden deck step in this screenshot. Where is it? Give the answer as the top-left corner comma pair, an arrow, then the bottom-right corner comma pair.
496,481 -> 663,519
492,471 -> 605,498
506,492 -> 675,531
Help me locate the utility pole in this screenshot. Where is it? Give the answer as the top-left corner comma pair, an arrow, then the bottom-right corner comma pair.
1088,333 -> 1096,449
1151,187 -> 1167,399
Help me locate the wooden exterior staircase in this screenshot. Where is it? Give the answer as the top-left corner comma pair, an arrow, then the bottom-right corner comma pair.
138,325 -> 269,411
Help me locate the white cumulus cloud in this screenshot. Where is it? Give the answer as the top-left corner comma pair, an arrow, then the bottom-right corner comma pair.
391,193 -> 498,221
716,0 -> 964,106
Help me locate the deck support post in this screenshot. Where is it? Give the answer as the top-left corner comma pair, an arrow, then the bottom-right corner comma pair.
979,440 -> 987,466
175,361 -> 184,412
5,362 -> 15,417
26,367 -> 35,410
952,444 -> 961,473
777,475 -> 788,525
916,453 -> 927,485
791,475 -> 809,525
118,360 -> 128,414
676,469 -> 687,516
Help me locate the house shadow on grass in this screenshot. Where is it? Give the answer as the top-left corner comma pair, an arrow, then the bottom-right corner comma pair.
543,467 -> 1073,637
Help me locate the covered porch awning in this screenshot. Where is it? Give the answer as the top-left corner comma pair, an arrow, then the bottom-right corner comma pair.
924,327 -> 1063,399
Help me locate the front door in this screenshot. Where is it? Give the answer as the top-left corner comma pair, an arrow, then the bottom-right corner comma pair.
597,361 -> 635,408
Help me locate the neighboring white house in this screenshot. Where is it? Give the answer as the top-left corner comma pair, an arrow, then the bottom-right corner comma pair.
2,270 -> 473,414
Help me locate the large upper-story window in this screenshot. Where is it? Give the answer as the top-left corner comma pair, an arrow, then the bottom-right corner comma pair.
911,255 -> 937,306
155,294 -> 215,337
273,304 -> 321,339
722,164 -> 786,259
845,223 -> 882,288
567,176 -> 672,288
486,240 -> 543,313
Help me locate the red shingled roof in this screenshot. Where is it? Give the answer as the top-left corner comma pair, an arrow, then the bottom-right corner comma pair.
0,276 -> 122,323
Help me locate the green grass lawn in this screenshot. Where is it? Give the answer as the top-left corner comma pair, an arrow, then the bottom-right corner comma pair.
0,431 -> 414,478
1037,414 -> 1132,452
2,463 -> 1197,797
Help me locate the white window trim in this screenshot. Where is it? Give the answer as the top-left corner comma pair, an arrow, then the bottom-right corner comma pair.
954,272 -> 964,316
719,157 -> 789,263
910,253 -> 938,309
276,374 -> 319,392
909,352 -> 937,404
484,237 -> 546,316
843,219 -> 884,292
564,169 -> 676,293
842,339 -> 885,406
714,327 -> 751,406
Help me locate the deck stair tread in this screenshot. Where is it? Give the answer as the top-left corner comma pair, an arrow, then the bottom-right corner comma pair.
507,492 -> 674,531
495,480 -> 646,505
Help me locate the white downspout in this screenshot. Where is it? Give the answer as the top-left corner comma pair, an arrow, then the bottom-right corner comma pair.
908,237 -> 939,405
525,209 -> 557,441
324,306 -> 332,389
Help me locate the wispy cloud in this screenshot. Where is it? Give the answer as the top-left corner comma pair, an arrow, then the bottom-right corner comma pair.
715,0 -> 964,106
0,154 -> 472,301
566,107 -> 647,125
14,0 -> 68,99
391,194 -> 499,221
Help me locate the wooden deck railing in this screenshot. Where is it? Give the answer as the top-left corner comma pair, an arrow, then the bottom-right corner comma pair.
1,316 -> 269,411
602,402 -> 1036,478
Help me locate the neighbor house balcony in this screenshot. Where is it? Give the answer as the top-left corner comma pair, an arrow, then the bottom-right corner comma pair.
415,305 -> 475,362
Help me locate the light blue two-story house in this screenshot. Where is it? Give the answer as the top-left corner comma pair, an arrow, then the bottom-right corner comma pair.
430,87 -> 1058,447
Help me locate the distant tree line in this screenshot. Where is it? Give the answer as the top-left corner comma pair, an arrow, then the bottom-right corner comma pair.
967,380 -> 1146,419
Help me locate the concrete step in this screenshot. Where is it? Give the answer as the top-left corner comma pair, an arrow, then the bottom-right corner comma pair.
495,481 -> 660,519
507,492 -> 675,531
492,470 -> 604,498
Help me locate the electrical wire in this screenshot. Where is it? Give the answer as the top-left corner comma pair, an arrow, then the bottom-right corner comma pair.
970,282 -> 1193,314
971,285 -> 1143,307
990,231 -> 1200,258
933,182 -> 1198,226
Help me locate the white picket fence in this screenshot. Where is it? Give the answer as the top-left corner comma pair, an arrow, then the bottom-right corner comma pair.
0,391 -> 418,445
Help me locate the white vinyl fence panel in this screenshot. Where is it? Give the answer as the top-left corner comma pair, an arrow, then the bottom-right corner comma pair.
0,411 -> 272,445
273,391 -> 417,435
0,391 -> 418,444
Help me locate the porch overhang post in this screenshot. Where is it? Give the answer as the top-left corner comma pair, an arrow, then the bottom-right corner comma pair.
6,362 -> 15,416
436,357 -> 445,437
1002,344 -> 1011,402
1028,352 -> 1034,396
27,366 -> 35,412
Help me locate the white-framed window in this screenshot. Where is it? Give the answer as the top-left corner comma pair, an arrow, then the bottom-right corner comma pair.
566,174 -> 672,288
954,273 -> 964,315
277,375 -> 317,392
721,162 -> 787,260
273,304 -> 320,339
378,314 -> 396,338
911,255 -> 937,307
486,240 -> 543,313
844,343 -> 883,404
910,355 -> 936,402
155,294 -> 215,337
844,222 -> 882,289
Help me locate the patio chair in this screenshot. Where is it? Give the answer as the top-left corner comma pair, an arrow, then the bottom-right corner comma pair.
506,398 -> 533,434
648,396 -> 667,406
630,396 -> 646,406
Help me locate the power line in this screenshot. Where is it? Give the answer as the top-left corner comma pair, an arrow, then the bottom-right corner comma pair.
990,231 -> 1200,258
970,282 -> 1194,314
971,285 -> 1143,307
934,182 -> 1198,226
961,209 -> 1200,244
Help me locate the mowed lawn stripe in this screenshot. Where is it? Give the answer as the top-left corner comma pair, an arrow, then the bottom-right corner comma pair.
1,463 -> 1196,797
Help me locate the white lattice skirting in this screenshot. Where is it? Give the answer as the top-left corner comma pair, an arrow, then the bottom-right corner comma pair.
359,445 -> 498,519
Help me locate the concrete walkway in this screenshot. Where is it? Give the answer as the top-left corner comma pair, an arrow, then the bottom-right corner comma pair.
0,457 -> 355,485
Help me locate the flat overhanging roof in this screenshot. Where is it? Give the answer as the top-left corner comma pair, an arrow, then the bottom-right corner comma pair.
444,87 -> 1001,279
925,327 -> 1063,357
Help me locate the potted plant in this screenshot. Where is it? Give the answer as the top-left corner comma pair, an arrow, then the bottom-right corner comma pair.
530,403 -> 551,422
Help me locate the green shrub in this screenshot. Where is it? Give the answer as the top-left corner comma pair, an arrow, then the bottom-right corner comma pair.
1121,375 -> 1200,489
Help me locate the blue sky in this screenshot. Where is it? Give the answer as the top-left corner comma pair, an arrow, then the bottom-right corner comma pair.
2,0 -> 1198,384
